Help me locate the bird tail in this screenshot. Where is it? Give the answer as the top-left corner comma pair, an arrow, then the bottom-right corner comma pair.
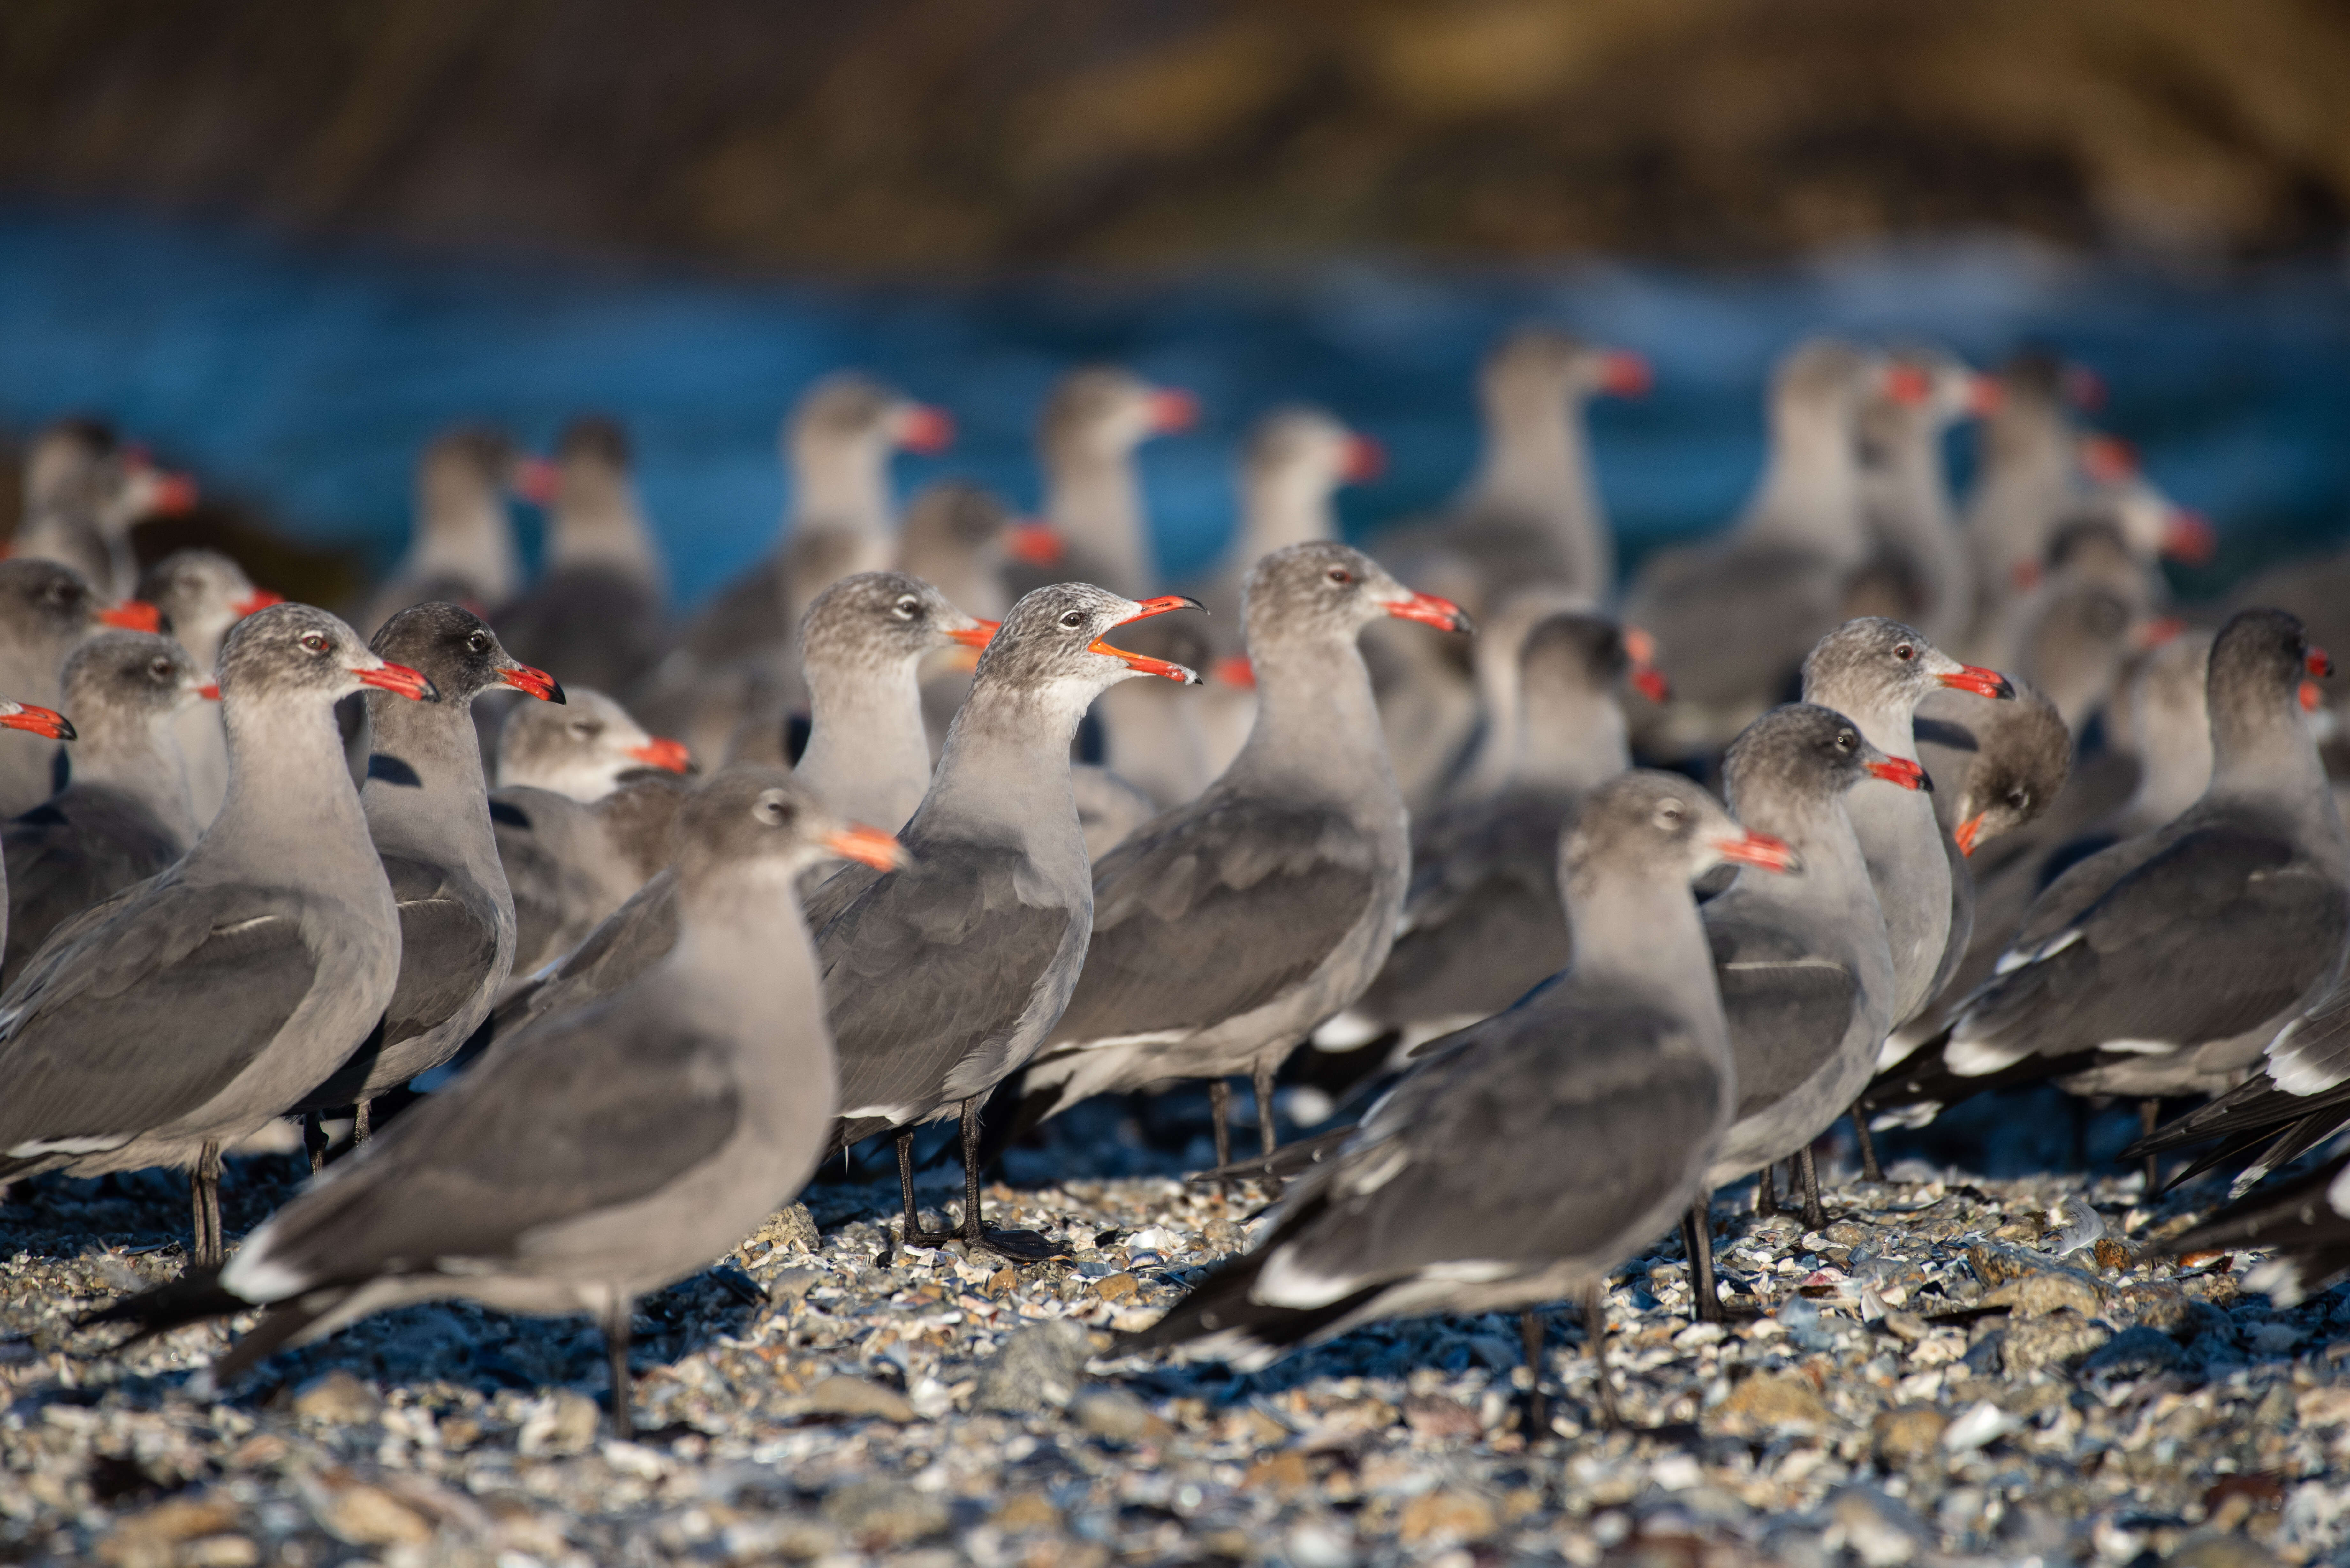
1121,1243 -> 1385,1368
78,1267 -> 247,1343
1187,1124 -> 1353,1185
2165,1150 -> 2350,1307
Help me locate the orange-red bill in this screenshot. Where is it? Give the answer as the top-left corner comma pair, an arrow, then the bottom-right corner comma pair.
1089,642 -> 1199,683
1865,757 -> 1931,792
149,473 -> 201,515
511,456 -> 562,506
356,661 -> 437,702
197,683 -> 222,702
945,619 -> 1001,649
1937,664 -> 2016,700
1340,435 -> 1386,483
1631,665 -> 1671,704
1715,830 -> 1798,873
1382,591 -> 1473,634
2162,510 -> 2217,565
2081,434 -> 2138,483
2134,616 -> 2186,651
98,600 -> 163,633
1883,363 -> 1934,406
1599,350 -> 1652,398
1145,388 -> 1199,433
1965,374 -> 2004,417
1004,522 -> 1065,567
1212,654 -> 1256,689
825,823 -> 912,871
626,736 -> 694,773
2301,680 -> 2323,714
0,703 -> 74,741
1955,812 -> 1986,857
898,404 -> 956,455
499,662 -> 566,703
232,588 -> 284,617
2309,646 -> 2334,678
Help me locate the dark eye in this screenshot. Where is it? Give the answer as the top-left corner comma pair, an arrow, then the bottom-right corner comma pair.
1836,730 -> 1857,751
45,583 -> 72,607
150,657 -> 173,680
2008,788 -> 2030,810
756,789 -> 796,825
570,719 -> 601,740
1326,567 -> 1354,585
1893,644 -> 1916,662
300,632 -> 331,655
1654,800 -> 1686,829
893,596 -> 921,621
1060,610 -> 1085,629
467,630 -> 490,653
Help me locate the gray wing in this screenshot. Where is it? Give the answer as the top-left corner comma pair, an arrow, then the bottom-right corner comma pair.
2,789 -> 184,977
489,868 -> 679,1043
1624,543 -> 1848,711
818,844 -> 1079,1124
492,789 -> 596,976
1049,798 -> 1379,1046
1706,912 -> 1864,1120
0,879 -> 320,1159
1265,989 -> 1722,1293
1955,821 -> 2350,1067
1360,793 -> 1571,1028
242,1004 -> 739,1287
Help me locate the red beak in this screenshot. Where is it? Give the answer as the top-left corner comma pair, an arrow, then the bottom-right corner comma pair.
98,601 -> 163,633
1381,591 -> 1473,635
2308,646 -> 2334,679
2301,681 -> 2323,714
499,662 -> 566,703
1715,830 -> 1799,873
946,619 -> 1001,649
1340,436 -> 1385,484
824,823 -> 913,871
1883,363 -> 1934,406
2161,510 -> 2217,565
1144,388 -> 1199,434
231,588 -> 284,617
197,684 -> 221,702
1955,812 -> 1986,857
356,661 -> 437,702
511,456 -> 562,506
1090,594 -> 1205,684
0,704 -> 74,741
2134,616 -> 2185,651
2081,434 -> 2138,484
625,737 -> 694,774
149,473 -> 201,515
1865,757 -> 1931,792
1212,654 -> 1256,690
1965,375 -> 2004,417
1631,666 -> 1671,704
1937,664 -> 2016,701
1598,350 -> 1652,398
898,405 -> 956,455
1005,522 -> 1065,567
2063,364 -> 2108,411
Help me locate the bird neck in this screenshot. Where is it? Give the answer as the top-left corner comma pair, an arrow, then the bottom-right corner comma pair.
1046,446 -> 1150,598
909,680 -> 1091,852
413,484 -> 520,605
2208,697 -> 2332,815
1563,863 -> 1722,1023
360,688 -> 498,861
177,610 -> 239,673
60,711 -> 199,847
1740,407 -> 1865,563
1472,391 -> 1608,588
799,656 -> 934,833
1714,789 -> 1877,951
791,433 -> 893,540
1512,687 -> 1629,795
668,861 -> 837,1091
1237,463 -> 1338,569
550,472 -> 662,584
1223,634 -> 1397,809
207,693 -> 376,876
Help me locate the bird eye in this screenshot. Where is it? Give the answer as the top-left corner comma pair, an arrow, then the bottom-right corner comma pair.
756,789 -> 796,825
1654,800 -> 1686,828
467,630 -> 490,653
1060,610 -> 1085,629
1326,567 -> 1354,585
300,632 -> 331,654
1836,730 -> 1856,751
45,583 -> 72,607
893,596 -> 921,621
151,657 -> 173,679
1893,644 -> 1916,661
570,719 -> 601,739
2008,788 -> 2030,810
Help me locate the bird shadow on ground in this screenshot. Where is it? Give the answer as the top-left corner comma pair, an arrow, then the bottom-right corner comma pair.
0,1151 -> 309,1262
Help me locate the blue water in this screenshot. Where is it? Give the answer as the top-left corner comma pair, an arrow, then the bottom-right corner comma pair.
1,209 -> 2346,606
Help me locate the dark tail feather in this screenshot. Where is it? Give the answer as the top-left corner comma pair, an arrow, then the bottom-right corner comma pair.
2126,1075 -> 2350,1158
1123,1243 -> 1385,1362
2168,1150 -> 2350,1257
78,1266 -> 246,1343
1187,1124 -> 1354,1185
1864,1031 -> 2102,1120
213,1296 -> 344,1383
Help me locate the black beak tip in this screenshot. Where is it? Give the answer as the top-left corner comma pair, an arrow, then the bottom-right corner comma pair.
547,680 -> 568,705
55,718 -> 77,742
1994,676 -> 2017,700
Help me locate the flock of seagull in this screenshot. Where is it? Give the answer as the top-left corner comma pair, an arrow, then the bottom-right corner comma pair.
2,328 -> 2347,1441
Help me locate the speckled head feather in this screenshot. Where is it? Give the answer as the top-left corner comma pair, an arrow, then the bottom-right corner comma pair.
798,571 -> 991,677
58,632 -> 204,732
136,551 -> 259,640
674,765 -> 905,892
1241,541 -> 1473,653
1041,367 -> 1169,460
1563,769 -> 1781,885
1802,617 -> 2013,717
1519,612 -> 1627,701
968,581 -> 1202,699
0,559 -> 106,649
2209,607 -> 2325,743
217,602 -> 433,705
791,373 -> 901,443
1723,703 -> 1897,816
371,602 -> 560,709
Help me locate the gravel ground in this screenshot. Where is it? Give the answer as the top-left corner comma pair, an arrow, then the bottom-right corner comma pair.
5,1103 -> 2350,1568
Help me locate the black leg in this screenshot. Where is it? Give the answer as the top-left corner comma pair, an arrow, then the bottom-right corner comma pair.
895,1128 -> 945,1245
1209,1079 -> 1231,1172
1852,1100 -> 1884,1182
1754,1160 -> 1778,1217
1582,1281 -> 1620,1431
948,1100 -> 1064,1263
2140,1098 -> 2162,1195
191,1140 -> 224,1268
1252,1061 -> 1283,1195
352,1098 -> 372,1146
604,1294 -> 634,1441
1797,1144 -> 1827,1231
1683,1203 -> 1720,1323
303,1112 -> 330,1175
1520,1309 -> 1548,1441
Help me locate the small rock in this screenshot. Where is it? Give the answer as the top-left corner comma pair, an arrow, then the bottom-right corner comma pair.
1287,1522 -> 1360,1568
822,1477 -> 950,1547
1981,1270 -> 2101,1318
1094,1271 -> 1141,1305
1401,1394 -> 1483,1442
806,1375 -> 916,1423
2002,1308 -> 2111,1374
2167,1535 -> 2278,1568
1070,1385 -> 1171,1444
1967,1246 -> 2030,1288
290,1368 -> 382,1425
1881,1310 -> 1928,1343
747,1202 -> 820,1256
1827,1485 -> 1926,1567
974,1318 -> 1096,1414
1714,1370 -> 1832,1434
1873,1405 -> 1949,1467
766,1266 -> 823,1303
315,1481 -> 433,1548
992,1492 -> 1061,1532
1398,1489 -> 1497,1546
1243,1451 -> 1313,1495
96,1497 -> 241,1568
181,1537 -> 259,1568
516,1391 -> 603,1455
2092,1236 -> 2134,1271
2080,1324 -> 2183,1377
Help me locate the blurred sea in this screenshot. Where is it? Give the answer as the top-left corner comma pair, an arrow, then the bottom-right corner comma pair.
1,208 -> 2345,607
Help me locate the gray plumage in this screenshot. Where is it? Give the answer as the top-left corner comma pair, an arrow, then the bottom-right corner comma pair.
365,428 -> 526,635
494,687 -> 688,800
492,774 -> 686,992
295,604 -> 565,1112
3,632 -> 206,975
492,416 -> 670,697
138,549 -> 277,828
0,559 -> 135,818
1131,772 -> 1761,1368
